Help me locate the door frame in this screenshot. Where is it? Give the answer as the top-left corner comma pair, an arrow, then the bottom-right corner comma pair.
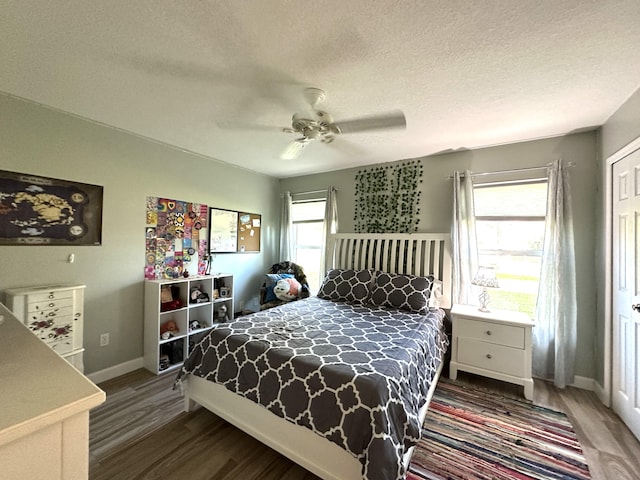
604,135 -> 640,407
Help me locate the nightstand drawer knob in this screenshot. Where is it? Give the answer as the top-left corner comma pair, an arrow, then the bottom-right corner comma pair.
633,304 -> 640,313
486,354 -> 493,359
485,330 -> 492,336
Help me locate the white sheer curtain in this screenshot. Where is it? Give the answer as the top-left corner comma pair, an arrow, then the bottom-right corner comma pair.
279,191 -> 293,261
321,186 -> 338,272
451,170 -> 479,305
533,160 -> 577,388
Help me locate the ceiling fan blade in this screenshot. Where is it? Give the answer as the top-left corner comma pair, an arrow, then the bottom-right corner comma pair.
216,120 -> 286,133
281,139 -> 309,160
331,110 -> 406,134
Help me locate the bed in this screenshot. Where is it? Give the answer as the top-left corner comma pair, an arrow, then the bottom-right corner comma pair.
177,233 -> 452,480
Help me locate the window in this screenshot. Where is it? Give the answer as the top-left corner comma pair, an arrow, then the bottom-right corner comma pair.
473,181 -> 548,318
291,200 -> 326,294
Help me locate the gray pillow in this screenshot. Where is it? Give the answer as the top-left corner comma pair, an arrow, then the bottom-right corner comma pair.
369,272 -> 434,314
317,269 -> 375,304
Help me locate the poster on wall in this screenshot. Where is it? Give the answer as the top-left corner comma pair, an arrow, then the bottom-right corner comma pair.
145,196 -> 209,279
209,208 -> 238,253
0,169 -> 103,245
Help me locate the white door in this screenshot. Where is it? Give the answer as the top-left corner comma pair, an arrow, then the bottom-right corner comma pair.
612,150 -> 640,440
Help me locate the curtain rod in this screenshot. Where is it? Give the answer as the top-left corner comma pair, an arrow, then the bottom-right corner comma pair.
280,188 -> 338,197
447,161 -> 575,179
292,189 -> 333,195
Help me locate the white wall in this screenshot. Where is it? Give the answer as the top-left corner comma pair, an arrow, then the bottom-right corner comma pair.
0,93 -> 280,374
281,132 -> 599,380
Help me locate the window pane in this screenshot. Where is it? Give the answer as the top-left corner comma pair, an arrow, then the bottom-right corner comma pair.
295,247 -> 322,294
473,181 -> 548,319
291,199 -> 325,294
294,222 -> 324,247
292,201 -> 325,221
476,220 -> 545,254
478,252 -> 542,318
475,183 -> 547,217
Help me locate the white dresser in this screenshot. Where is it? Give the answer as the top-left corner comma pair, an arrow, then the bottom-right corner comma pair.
0,303 -> 104,480
449,304 -> 535,400
5,284 -> 86,372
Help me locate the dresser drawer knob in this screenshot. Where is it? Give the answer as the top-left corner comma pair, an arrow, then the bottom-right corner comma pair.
486,354 -> 493,359
49,303 -> 55,307
485,330 -> 492,336
48,294 -> 54,299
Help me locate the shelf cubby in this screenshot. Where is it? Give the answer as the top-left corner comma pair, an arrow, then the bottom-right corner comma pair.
144,274 -> 234,374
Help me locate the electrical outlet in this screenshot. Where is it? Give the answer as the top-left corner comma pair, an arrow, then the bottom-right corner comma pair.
100,333 -> 109,347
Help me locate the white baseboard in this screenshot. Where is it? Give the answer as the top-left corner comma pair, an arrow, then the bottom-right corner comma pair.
571,375 -> 595,391
571,376 -> 612,407
87,357 -> 144,385
593,380 -> 610,407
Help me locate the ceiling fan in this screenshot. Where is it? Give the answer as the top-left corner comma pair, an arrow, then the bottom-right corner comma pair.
279,88 -> 406,159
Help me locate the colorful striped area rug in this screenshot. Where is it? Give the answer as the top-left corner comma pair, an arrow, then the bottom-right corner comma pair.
408,378 -> 591,480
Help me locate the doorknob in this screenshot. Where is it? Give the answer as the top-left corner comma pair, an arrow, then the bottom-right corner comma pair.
633,304 -> 640,313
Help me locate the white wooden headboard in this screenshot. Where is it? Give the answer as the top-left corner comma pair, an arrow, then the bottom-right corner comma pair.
325,233 -> 452,309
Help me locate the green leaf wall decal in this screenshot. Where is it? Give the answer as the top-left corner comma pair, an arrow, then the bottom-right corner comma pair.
354,160 -> 423,233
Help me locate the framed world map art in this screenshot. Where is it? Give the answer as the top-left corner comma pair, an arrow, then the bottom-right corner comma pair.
0,169 -> 103,245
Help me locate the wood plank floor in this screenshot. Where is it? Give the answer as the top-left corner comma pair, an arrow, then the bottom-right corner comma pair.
89,369 -> 640,480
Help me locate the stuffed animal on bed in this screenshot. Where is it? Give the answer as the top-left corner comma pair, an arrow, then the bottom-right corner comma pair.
274,277 -> 301,302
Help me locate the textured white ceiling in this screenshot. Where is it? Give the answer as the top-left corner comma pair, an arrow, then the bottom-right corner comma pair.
2,1 -> 640,178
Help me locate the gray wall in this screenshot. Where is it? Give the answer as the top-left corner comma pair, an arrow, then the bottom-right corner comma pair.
0,93 -> 280,374
281,132 -> 599,380
602,89 -> 640,160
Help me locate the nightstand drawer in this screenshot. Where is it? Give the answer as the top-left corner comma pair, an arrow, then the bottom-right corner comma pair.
457,317 -> 525,348
458,337 -> 525,377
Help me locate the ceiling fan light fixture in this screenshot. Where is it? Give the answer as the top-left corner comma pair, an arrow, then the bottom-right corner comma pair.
303,127 -> 321,140
281,138 -> 309,160
277,87 -> 406,159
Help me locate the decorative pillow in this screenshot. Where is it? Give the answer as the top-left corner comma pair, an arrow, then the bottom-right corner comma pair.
369,272 -> 434,314
274,277 -> 302,302
428,279 -> 443,309
317,269 -> 375,304
264,273 -> 295,303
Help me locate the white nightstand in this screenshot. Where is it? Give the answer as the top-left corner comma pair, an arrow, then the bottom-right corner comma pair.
449,304 -> 535,400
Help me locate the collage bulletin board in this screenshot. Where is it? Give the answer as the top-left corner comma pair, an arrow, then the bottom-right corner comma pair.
145,197 -> 209,279
209,208 -> 261,253
237,212 -> 261,252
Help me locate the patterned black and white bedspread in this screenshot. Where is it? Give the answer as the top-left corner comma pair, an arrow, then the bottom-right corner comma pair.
178,296 -> 448,480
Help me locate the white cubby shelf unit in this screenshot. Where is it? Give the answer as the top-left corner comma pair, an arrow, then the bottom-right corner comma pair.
143,274 -> 234,374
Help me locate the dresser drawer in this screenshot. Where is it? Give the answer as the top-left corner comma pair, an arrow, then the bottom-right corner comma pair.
27,297 -> 74,314
26,289 -> 74,304
24,305 -> 74,325
457,317 -> 525,348
27,313 -> 73,337
458,337 -> 525,377
47,336 -> 74,355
